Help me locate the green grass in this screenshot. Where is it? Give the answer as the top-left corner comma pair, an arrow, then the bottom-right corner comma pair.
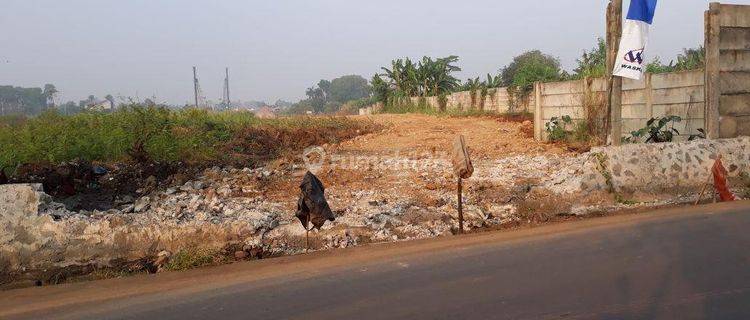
0,105 -> 381,170
163,247 -> 218,271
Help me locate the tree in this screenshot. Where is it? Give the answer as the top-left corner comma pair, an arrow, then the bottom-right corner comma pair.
0,86 -> 46,115
572,38 -> 607,79
317,80 -> 332,101
500,50 -> 564,91
298,75 -> 372,114
305,86 -> 326,113
42,84 -> 58,108
286,100 -> 314,115
329,75 -> 371,103
371,74 -> 391,104
105,94 -> 115,110
379,55 -> 461,98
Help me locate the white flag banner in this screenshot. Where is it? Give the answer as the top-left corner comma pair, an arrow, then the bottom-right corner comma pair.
613,0 -> 658,80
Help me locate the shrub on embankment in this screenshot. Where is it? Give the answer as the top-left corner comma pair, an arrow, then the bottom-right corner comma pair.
0,105 -> 381,170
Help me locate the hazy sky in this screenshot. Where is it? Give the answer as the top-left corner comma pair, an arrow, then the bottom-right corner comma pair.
1,0 -> 745,105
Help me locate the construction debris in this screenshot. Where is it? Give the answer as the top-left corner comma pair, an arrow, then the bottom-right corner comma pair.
3,115 -> 749,285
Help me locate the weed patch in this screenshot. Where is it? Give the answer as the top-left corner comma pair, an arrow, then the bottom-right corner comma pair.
0,106 -> 382,170
164,247 -> 218,271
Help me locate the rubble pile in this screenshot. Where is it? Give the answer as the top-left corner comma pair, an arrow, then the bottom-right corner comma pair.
7,115 -> 743,284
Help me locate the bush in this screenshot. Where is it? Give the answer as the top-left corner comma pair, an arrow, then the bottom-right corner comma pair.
624,116 -> 682,143
545,116 -> 572,142
0,105 -> 381,169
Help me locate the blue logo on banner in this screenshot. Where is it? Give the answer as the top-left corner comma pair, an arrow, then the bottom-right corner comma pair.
624,48 -> 644,64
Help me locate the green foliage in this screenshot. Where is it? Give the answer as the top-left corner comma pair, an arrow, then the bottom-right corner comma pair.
380,55 -> 461,98
500,50 -> 564,92
485,73 -> 503,88
0,106 -> 378,169
624,115 -> 682,143
42,84 -> 58,108
572,38 -> 606,79
673,46 -> 705,71
296,75 -> 372,114
645,57 -> 675,74
286,101 -> 314,115
304,86 -> 327,114
545,115 -> 573,142
371,74 -> 390,104
645,46 -> 705,74
463,77 -> 482,108
0,85 -> 47,116
500,50 -> 565,113
164,247 -> 217,271
329,75 -> 371,104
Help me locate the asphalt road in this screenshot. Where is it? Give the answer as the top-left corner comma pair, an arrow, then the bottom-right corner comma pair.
3,202 -> 750,320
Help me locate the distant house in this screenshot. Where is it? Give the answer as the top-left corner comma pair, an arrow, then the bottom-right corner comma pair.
86,100 -> 114,112
254,106 -> 276,119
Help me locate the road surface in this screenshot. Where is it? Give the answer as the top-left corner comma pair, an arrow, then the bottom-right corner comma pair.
2,202 -> 750,319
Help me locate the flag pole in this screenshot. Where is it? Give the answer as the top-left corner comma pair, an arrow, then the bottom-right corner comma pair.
606,0 -> 623,146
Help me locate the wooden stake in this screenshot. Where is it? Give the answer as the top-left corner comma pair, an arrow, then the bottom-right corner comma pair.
457,177 -> 464,234
695,184 -> 709,205
694,172 -> 715,205
305,227 -> 310,253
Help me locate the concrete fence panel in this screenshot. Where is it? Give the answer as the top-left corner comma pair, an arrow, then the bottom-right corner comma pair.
535,70 -> 707,141
706,3 -> 750,138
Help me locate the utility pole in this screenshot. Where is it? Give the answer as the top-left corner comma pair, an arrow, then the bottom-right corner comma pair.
606,0 -> 623,146
225,67 -> 231,106
193,66 -> 199,108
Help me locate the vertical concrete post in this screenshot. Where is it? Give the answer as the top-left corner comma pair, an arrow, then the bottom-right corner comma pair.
534,82 -> 543,141
705,3 -> 721,139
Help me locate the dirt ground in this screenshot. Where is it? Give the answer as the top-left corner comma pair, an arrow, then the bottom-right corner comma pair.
337,114 -> 568,158
259,114 -> 583,226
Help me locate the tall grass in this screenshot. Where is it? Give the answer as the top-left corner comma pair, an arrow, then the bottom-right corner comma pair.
0,105 -> 380,169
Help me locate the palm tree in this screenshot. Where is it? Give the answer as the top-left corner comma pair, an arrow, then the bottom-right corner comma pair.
380,55 -> 461,99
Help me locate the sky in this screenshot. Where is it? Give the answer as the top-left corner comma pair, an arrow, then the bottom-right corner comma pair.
0,0 -> 745,105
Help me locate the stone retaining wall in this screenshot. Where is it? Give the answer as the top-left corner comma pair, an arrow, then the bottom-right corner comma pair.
0,184 -> 272,279
577,137 -> 750,193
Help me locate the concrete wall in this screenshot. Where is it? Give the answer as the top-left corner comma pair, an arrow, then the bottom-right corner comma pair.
358,102 -> 383,115
408,88 -> 534,114
535,70 -> 706,141
576,137 -> 750,193
705,3 -> 750,138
